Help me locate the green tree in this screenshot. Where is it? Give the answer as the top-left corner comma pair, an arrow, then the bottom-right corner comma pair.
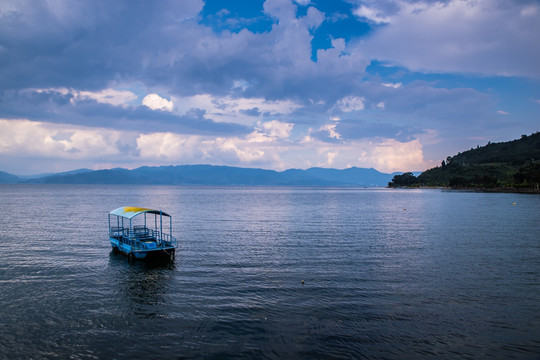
388,172 -> 418,187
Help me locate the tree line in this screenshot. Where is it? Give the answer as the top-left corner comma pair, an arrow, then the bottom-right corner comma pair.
388,132 -> 540,192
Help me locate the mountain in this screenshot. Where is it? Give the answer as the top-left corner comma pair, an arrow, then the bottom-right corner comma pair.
0,165 -> 396,186
17,168 -> 93,180
0,171 -> 20,184
389,132 -> 540,191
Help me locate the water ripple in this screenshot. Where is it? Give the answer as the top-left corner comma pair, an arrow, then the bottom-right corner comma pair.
0,185 -> 539,359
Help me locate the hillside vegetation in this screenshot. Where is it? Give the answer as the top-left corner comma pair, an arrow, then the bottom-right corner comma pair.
389,132 -> 540,192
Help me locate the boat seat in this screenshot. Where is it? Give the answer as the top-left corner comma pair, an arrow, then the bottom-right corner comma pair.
133,225 -> 149,234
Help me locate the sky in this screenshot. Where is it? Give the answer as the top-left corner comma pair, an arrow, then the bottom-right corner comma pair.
0,0 -> 539,175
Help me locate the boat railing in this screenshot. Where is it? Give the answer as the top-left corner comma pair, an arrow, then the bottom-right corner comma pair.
109,226 -> 177,250
161,232 -> 178,248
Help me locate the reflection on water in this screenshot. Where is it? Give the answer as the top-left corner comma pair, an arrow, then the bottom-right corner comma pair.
0,185 -> 539,359
108,251 -> 176,319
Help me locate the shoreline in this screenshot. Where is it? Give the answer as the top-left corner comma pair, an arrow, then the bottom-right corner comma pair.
389,186 -> 540,194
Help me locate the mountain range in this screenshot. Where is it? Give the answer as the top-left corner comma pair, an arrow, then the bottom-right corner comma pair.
0,165 -> 401,186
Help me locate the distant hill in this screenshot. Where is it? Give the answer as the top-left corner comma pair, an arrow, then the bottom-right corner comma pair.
0,171 -> 19,184
389,132 -> 540,192
0,165 -> 397,186
16,168 -> 92,180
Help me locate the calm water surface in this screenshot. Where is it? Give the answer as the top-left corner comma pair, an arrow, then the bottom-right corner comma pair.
0,185 -> 539,359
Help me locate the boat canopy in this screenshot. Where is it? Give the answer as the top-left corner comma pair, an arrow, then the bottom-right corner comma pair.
109,206 -> 171,219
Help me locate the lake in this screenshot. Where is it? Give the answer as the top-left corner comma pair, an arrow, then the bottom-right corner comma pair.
0,185 -> 539,359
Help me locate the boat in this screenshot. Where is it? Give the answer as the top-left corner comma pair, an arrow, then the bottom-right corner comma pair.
108,206 -> 178,261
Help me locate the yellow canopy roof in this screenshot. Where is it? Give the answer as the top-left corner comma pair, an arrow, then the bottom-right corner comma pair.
109,206 -> 171,219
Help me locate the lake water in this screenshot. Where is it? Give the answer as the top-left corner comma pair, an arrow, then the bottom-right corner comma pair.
0,185 -> 539,359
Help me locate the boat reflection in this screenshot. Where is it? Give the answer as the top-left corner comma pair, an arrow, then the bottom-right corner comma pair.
108,251 -> 177,319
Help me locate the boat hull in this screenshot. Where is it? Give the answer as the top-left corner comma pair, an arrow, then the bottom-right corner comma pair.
110,238 -> 176,261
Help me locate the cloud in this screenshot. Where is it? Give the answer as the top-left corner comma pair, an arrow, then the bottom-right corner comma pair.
0,1 -> 205,91
353,4 -> 390,24
134,127 -> 432,172
381,82 -> 402,89
335,119 -> 418,141
0,118 -> 134,159
246,120 -> 293,143
32,87 -> 137,107
365,81 -> 497,129
319,124 -> 342,140
357,138 -> 429,172
359,0 -> 540,77
136,132 -> 203,161
334,96 -> 365,112
260,120 -> 293,139
76,88 -> 138,107
0,0 -> 537,175
0,0 -> 369,107
0,115 -> 434,173
239,107 -> 262,117
172,94 -> 302,125
0,88 -> 249,135
142,94 -> 174,112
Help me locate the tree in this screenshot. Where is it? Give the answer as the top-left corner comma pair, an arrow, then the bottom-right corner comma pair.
388,172 -> 418,187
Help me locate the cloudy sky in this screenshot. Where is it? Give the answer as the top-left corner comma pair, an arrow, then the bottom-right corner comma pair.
1,0 -> 539,175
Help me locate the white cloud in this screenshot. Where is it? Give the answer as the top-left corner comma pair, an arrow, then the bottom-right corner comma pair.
142,93 -> 174,112
0,117 -> 433,173
133,128 -> 432,172
326,151 -> 338,166
136,132 -> 202,160
303,6 -> 325,30
497,110 -> 510,115
261,120 -> 293,139
232,79 -> 250,91
77,88 -> 138,107
357,138 -> 429,173
136,132 -> 269,164
320,124 -> 342,139
217,137 -> 266,162
353,4 -> 390,24
381,82 -> 402,89
334,96 -> 365,112
173,94 -> 302,125
0,119 -> 129,158
247,120 -> 294,143
35,87 -> 138,107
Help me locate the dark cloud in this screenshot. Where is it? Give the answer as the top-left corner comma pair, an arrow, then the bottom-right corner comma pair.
357,0 -> 540,77
0,0 -> 538,175
240,107 -> 262,116
0,89 -> 249,135
0,1 -> 204,91
0,0 -> 370,104
336,119 -> 419,141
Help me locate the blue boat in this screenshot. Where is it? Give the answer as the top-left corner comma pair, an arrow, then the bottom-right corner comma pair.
108,206 -> 178,261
